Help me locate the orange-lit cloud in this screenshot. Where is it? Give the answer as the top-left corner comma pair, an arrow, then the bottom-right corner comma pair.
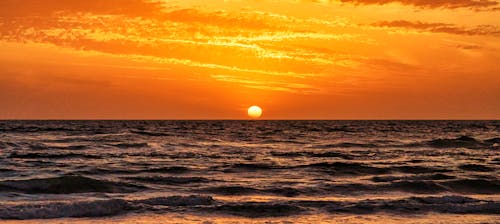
0,0 -> 499,119
372,20 -> 500,36
338,0 -> 499,10
0,0 -> 164,17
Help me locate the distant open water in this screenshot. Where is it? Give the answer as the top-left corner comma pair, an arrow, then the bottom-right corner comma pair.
0,120 -> 498,219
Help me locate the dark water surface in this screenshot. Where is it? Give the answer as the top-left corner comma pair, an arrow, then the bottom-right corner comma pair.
0,120 -> 498,220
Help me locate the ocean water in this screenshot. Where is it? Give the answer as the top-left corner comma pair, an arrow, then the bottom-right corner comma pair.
0,120 -> 498,223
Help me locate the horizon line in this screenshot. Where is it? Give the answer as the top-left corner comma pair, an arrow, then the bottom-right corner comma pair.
1,119 -> 498,121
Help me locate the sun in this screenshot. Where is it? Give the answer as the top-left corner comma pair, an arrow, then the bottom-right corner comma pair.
247,105 -> 263,119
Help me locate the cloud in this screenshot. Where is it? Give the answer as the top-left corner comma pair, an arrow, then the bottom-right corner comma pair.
211,75 -> 319,93
372,20 -> 500,36
456,44 -> 483,50
0,3 -> 364,80
338,0 -> 499,10
0,0 -> 164,18
1,0 -> 497,99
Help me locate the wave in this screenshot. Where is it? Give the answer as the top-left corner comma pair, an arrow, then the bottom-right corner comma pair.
211,203 -> 304,218
0,141 -> 18,148
199,185 -> 304,197
300,162 -> 451,175
62,145 -> 88,150
0,194 -> 497,219
0,199 -> 130,219
442,179 -> 500,194
0,168 -> 14,172
200,186 -> 260,195
426,136 -> 483,148
219,162 -> 452,176
145,166 -> 192,173
0,175 -> 143,194
421,135 -> 500,149
312,143 -> 378,149
321,179 -> 499,195
297,162 -> 389,175
260,139 -> 306,144
207,195 -> 498,217
26,143 -> 89,150
79,166 -> 192,175
263,187 -> 303,197
168,152 -> 223,159
310,152 -> 354,159
43,144 -> 89,150
126,176 -> 210,185
384,180 -> 449,194
270,151 -> 308,157
8,152 -> 101,159
136,195 -> 215,206
271,151 -> 353,159
28,143 -> 50,150
110,142 -> 149,148
306,136 -> 498,149
0,126 -> 77,133
325,195 -> 499,215
485,137 -> 500,143
219,163 -> 284,172
458,164 -> 494,172
392,165 -> 451,174
0,195 -> 216,219
131,130 -> 170,136
371,173 -> 455,182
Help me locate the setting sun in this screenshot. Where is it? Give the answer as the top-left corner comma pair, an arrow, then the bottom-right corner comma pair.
247,106 -> 263,119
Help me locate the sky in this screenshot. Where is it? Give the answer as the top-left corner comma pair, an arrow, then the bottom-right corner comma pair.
0,0 -> 499,119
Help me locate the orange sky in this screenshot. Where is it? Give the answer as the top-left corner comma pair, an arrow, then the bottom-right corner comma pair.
0,0 -> 499,119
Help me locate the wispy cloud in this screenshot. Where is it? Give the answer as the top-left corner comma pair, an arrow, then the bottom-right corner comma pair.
211,74 -> 319,93
337,0 -> 499,10
0,0 -> 164,17
0,3 -> 367,85
372,20 -> 500,36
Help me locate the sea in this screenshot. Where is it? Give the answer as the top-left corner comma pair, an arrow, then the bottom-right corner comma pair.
0,120 -> 498,223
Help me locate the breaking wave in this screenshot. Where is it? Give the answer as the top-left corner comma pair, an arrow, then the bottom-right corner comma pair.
0,194 -> 498,220
0,199 -> 131,219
